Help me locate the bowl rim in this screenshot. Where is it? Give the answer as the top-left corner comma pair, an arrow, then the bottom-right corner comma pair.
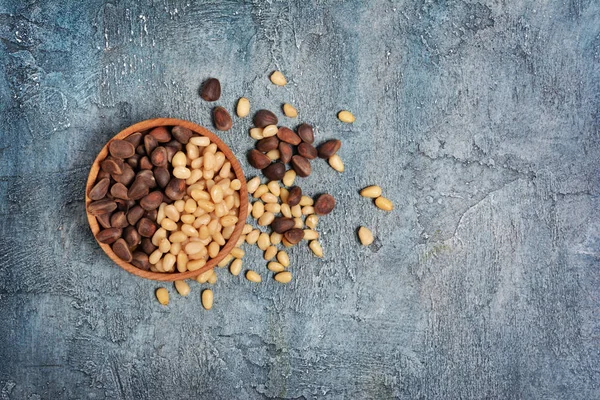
85,117 -> 248,281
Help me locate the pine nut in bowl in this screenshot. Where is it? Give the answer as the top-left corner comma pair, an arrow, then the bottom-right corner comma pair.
85,118 -> 248,281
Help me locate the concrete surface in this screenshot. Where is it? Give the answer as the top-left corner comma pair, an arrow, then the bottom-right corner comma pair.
0,1 -> 599,399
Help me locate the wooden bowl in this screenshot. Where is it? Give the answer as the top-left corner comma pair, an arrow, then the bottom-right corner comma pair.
85,118 -> 248,281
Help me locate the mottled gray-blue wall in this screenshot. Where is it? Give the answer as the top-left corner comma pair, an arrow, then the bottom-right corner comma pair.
0,1 -> 598,399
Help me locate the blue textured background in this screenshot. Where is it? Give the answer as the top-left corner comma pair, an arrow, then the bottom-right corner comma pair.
0,1 -> 599,399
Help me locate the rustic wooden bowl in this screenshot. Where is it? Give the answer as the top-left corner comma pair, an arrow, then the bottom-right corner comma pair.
85,118 -> 248,281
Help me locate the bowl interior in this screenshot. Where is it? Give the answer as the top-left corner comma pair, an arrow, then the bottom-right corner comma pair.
86,118 -> 248,281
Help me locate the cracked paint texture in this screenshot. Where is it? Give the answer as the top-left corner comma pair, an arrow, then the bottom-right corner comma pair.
0,0 -> 598,399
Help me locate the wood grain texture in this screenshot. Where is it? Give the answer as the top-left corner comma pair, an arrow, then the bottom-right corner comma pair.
0,0 -> 598,399
85,118 -> 249,281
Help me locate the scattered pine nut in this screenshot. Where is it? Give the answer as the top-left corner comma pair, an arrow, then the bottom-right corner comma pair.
247,177 -> 261,194
266,149 -> 280,161
207,270 -> 218,284
252,201 -> 265,219
230,259 -> 243,276
267,181 -> 281,196
276,250 -> 290,267
196,269 -> 213,284
375,196 -> 394,211
270,70 -> 287,86
262,125 -> 278,137
303,229 -> 319,240
305,214 -> 318,230
360,185 -> 382,198
299,195 -> 314,206
267,262 -> 285,272
358,226 -> 374,245
270,231 -> 283,245
250,127 -> 264,140
337,110 -> 355,123
230,247 -> 245,259
237,97 -> 250,117
283,103 -> 298,118
328,154 -> 344,172
264,245 -> 278,261
282,170 -> 296,187
309,240 -> 323,257
246,229 -> 260,245
217,254 -> 233,268
174,280 -> 191,296
246,270 -> 262,282
253,184 -> 269,198
257,232 -> 271,250
156,288 -> 169,305
274,271 -> 292,283
201,289 -> 214,310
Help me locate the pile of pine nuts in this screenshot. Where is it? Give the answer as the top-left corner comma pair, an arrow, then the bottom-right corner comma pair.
152,71 -> 394,309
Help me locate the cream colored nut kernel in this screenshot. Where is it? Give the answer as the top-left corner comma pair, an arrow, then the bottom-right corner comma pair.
291,204 -> 302,218
230,179 -> 242,191
258,212 -> 275,226
299,196 -> 314,206
266,149 -> 280,161
202,289 -> 214,310
169,231 -> 188,243
222,225 -> 235,240
257,232 -> 270,250
158,238 -> 171,253
270,70 -> 287,86
208,241 -> 220,258
196,269 -> 213,283
267,262 -> 285,272
220,215 -> 238,227
181,224 -> 199,237
169,241 -> 181,256
246,270 -> 262,283
174,280 -> 191,296
283,103 -> 298,118
149,249 -> 163,265
212,231 -> 226,246
186,143 -> 199,159
280,188 -> 289,203
204,152 -> 215,171
309,240 -> 323,257
184,198 -> 197,214
172,151 -> 187,167
282,237 -> 294,248
218,254 -> 233,268
264,245 -> 277,261
246,229 -> 260,245
264,203 -> 281,214
328,154 -> 344,172
270,232 -> 282,245
230,247 -> 245,259
210,185 -> 224,203
305,214 -> 318,230
267,181 -> 281,196
293,217 -> 303,229
280,203 -> 292,218
188,259 -> 207,271
173,166 -> 192,179
155,259 -> 164,272
165,205 -> 180,222
176,252 -> 188,273
375,196 -> 394,211
163,254 -> 176,272
207,270 -> 217,284
189,136 -> 210,147
360,185 -> 382,198
157,203 -> 166,224
262,125 -> 278,138
174,199 -> 185,213
230,259 -> 243,276
276,250 -> 290,267
252,201 -> 265,219
242,224 -> 253,235
303,229 -> 319,240
261,193 -> 278,203
250,127 -> 264,140
160,218 -> 177,231
254,184 -> 269,199
185,241 -> 205,254
282,170 -> 296,187
186,169 -> 203,185
237,97 -> 250,118
338,110 -> 355,123
274,271 -> 292,284
358,226 -> 374,245
247,177 -> 261,194
302,206 -> 315,215
152,228 -> 168,246
156,288 -> 169,305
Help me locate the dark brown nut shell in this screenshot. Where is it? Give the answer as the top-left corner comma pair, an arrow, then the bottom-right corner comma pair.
150,146 -> 168,167
127,205 -> 145,226
200,78 -> 221,101
110,182 -> 129,200
96,213 -> 112,229
100,158 -> 123,176
278,142 -> 293,164
108,139 -> 135,159
291,155 -> 311,177
298,142 -> 318,160
140,191 -> 163,211
88,199 -> 118,216
144,134 -> 158,156
297,123 -> 314,144
256,136 -> 280,152
277,127 -> 301,145
124,132 -> 143,147
112,238 -> 132,262
110,211 -> 129,229
154,167 -> 171,189
172,126 -> 193,144
314,193 -> 336,215
317,139 -> 341,159
123,226 -> 142,247
262,162 -> 286,181
286,186 -> 302,206
131,251 -> 150,271
165,178 -> 186,201
248,149 -> 271,169
96,228 -> 122,244
213,106 -> 233,131
283,228 -> 304,245
271,217 -> 295,233
137,218 -> 157,238
88,178 -> 110,201
253,109 -> 278,128
149,126 -> 172,143
140,238 -> 157,255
